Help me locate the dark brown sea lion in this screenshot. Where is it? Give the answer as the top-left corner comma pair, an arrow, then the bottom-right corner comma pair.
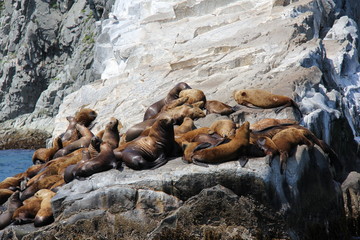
174,117 -> 196,135
65,142 -> 119,183
257,128 -> 314,173
60,116 -> 79,147
143,82 -> 191,120
210,119 -> 237,139
33,189 -> 56,227
205,100 -> 239,115
0,189 -> 14,205
190,122 -> 250,164
74,108 -> 98,127
32,136 -> 63,164
0,191 -> 23,230
121,117 -> 180,170
233,89 -> 302,117
53,124 -> 93,159
125,119 -> 156,142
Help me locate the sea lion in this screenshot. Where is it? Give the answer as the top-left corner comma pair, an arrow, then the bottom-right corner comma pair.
126,104 -> 205,142
25,148 -> 85,188
0,174 -> 25,191
182,133 -> 226,164
20,175 -> 62,201
174,117 -> 196,135
257,128 -> 314,173
0,191 -> 23,230
210,119 -> 237,138
13,194 -> 42,225
60,116 -> 79,147
74,108 -> 98,127
32,136 -> 63,164
101,117 -> 120,149
33,189 -> 56,227
121,117 -> 180,170
65,142 -> 119,183
178,89 -> 206,108
175,127 -> 214,145
190,122 -> 250,164
125,119 -> 157,142
250,118 -> 299,131
53,124 -> 94,159
143,82 -> 191,120
233,89 -> 302,117
0,189 -> 14,205
205,100 -> 239,115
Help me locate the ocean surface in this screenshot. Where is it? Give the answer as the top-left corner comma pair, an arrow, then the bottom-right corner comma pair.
0,149 -> 34,182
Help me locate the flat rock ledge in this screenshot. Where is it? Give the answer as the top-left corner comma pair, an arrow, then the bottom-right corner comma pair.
0,128 -> 50,150
0,145 -> 347,240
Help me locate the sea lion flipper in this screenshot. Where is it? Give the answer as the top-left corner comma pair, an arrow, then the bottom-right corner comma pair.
193,142 -> 212,152
149,153 -> 168,170
239,157 -> 249,167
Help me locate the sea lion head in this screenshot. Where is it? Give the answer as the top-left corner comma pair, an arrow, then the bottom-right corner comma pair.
74,108 -> 98,127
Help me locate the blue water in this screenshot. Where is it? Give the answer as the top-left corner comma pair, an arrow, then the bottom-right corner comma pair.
0,149 -> 34,182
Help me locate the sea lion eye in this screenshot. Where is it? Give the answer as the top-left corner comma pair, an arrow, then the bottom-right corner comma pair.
241,92 -> 246,96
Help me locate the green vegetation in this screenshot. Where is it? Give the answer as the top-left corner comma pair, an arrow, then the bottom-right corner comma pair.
50,1 -> 58,9
82,32 -> 95,44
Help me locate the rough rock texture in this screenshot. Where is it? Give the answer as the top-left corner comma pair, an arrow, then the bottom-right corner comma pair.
0,146 -> 347,239
0,0 -> 114,148
51,0 -> 359,178
342,171 -> 360,236
0,0 -> 359,239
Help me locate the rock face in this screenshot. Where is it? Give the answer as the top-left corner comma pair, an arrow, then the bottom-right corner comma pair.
0,146 -> 347,239
0,0 -> 359,239
0,0 -> 114,148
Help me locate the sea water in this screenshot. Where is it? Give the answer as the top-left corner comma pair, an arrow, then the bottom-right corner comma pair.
0,149 -> 34,181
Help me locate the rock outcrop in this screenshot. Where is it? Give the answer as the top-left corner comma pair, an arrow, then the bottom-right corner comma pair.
0,0 -> 359,239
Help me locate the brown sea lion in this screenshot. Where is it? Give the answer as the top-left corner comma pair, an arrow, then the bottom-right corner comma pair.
174,117 -> 196,135
25,164 -> 46,179
205,100 -> 239,115
178,89 -> 206,108
257,128 -> 314,173
74,108 -> 98,127
53,124 -> 93,159
65,142 -> 119,183
13,194 -> 42,225
127,104 -> 205,142
210,119 -> 237,138
0,191 -> 23,230
60,116 -> 79,147
101,117 -> 120,149
190,122 -> 250,164
182,133 -> 225,164
32,136 -> 63,164
175,127 -> 213,145
20,175 -> 63,201
33,189 -> 56,227
121,117 -> 180,170
233,89 -> 302,117
0,174 -> 25,191
143,82 -> 191,120
250,118 -> 299,131
25,148 -> 85,188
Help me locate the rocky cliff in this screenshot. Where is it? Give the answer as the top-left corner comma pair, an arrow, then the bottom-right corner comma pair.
0,0 -> 360,239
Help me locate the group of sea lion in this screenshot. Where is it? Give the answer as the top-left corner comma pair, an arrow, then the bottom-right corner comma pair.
0,82 -> 339,229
